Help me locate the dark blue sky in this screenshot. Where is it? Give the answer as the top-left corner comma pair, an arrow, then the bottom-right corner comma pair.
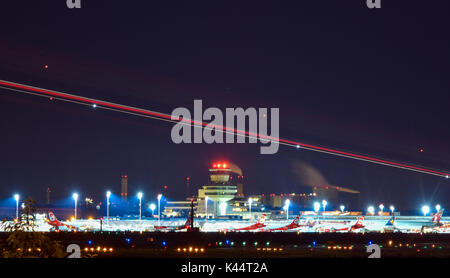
0,0 -> 449,211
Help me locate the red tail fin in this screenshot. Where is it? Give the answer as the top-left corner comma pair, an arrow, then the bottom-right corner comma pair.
355,216 -> 364,226
185,218 -> 192,227
292,215 -> 300,226
258,214 -> 266,224
48,211 -> 58,222
432,209 -> 444,223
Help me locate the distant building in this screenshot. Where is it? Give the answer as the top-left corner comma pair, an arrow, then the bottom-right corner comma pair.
163,200 -> 197,218
121,175 -> 128,201
46,187 -> 51,205
228,195 -> 265,220
257,192 -> 316,212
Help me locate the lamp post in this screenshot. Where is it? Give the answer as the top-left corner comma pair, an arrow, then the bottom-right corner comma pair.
422,205 -> 430,216
340,205 -> 345,213
285,199 -> 290,220
314,202 -> 320,223
13,194 -> 19,220
149,203 -> 156,216
137,192 -> 143,222
219,202 -> 227,216
157,194 -> 162,226
72,193 -> 78,220
367,206 -> 374,215
322,200 -> 327,221
390,205 -> 395,215
106,191 -> 111,225
436,204 -> 441,213
379,204 -> 384,215
248,198 -> 253,221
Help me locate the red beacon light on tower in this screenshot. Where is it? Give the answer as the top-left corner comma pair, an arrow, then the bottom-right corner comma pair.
212,162 -> 229,169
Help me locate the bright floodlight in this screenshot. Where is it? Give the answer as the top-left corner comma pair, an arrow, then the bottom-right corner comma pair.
137,192 -> 143,200
285,199 -> 291,220
340,205 -> 345,212
322,200 -> 327,207
106,191 -> 111,225
157,194 -> 162,200
422,205 -> 430,216
390,205 -> 395,212
149,203 -> 156,211
72,193 -> 79,220
367,206 -> 375,214
436,204 -> 441,212
313,202 -> 320,212
379,204 -> 384,211
14,194 -> 20,219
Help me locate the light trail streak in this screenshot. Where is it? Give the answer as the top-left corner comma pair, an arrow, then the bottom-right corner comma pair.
0,79 -> 449,178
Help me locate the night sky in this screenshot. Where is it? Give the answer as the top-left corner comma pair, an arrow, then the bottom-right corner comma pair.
1,0 -> 449,211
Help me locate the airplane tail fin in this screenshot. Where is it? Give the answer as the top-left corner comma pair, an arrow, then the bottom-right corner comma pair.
432,209 -> 444,223
48,211 -> 57,222
385,216 -> 395,226
185,218 -> 192,227
257,214 -> 266,224
355,216 -> 364,226
292,215 -> 301,225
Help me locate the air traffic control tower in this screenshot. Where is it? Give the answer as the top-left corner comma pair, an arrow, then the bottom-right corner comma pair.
197,162 -> 238,217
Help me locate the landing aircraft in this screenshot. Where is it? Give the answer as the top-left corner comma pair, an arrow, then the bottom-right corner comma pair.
154,218 -> 192,231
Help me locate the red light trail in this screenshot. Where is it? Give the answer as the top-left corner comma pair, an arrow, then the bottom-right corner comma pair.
0,79 -> 449,178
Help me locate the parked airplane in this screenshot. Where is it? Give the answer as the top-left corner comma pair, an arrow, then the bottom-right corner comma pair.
46,212 -> 78,231
421,209 -> 449,233
154,218 -> 191,231
267,215 -> 315,232
380,216 -> 401,232
318,216 -> 365,233
224,214 -> 266,232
